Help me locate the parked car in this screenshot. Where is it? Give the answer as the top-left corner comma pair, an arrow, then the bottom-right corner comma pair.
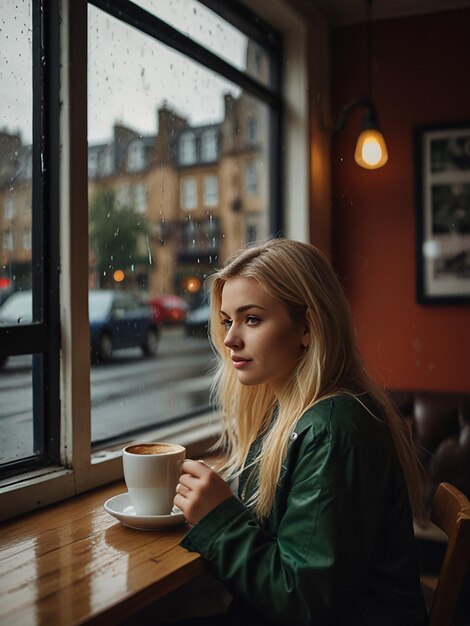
148,294 -> 187,325
185,301 -> 211,336
0,290 -> 34,369
89,290 -> 159,363
0,290 -> 33,326
0,279 -> 14,307
0,289 -> 159,366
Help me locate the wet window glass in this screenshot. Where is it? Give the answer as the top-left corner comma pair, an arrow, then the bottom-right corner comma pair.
88,3 -> 273,445
134,0 -> 274,87
0,0 -> 33,320
0,0 -> 38,468
0,355 -> 36,465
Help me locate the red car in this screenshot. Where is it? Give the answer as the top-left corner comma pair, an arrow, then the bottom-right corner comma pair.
149,295 -> 188,325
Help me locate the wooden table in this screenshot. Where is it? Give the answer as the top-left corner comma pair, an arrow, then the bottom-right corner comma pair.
0,480 -> 204,625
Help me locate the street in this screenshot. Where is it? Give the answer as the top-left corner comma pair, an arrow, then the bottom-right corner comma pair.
0,327 -> 216,464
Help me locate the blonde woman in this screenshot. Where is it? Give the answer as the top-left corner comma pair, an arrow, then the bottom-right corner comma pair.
174,239 -> 427,626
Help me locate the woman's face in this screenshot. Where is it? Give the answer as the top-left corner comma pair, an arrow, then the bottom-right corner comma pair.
220,276 -> 309,397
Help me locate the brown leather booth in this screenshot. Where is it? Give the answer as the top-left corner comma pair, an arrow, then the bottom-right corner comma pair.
389,390 -> 470,511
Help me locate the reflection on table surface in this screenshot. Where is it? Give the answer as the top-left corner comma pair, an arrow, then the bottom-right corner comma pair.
0,480 -> 204,626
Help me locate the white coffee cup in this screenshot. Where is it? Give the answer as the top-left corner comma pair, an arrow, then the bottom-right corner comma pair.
122,442 -> 186,516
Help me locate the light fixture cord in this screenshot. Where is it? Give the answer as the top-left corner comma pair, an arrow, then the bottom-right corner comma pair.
366,0 -> 373,101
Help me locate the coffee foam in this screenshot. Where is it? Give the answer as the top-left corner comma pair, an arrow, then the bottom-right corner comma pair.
126,443 -> 179,455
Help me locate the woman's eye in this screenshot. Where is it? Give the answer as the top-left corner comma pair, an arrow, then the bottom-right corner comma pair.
246,315 -> 261,325
221,319 -> 232,330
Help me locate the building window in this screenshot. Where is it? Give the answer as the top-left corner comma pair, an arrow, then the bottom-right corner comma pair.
127,140 -> 146,172
115,184 -> 131,209
101,145 -> 114,176
247,116 -> 258,144
179,132 -> 196,165
4,197 -> 15,220
201,128 -> 218,162
203,215 -> 219,252
88,151 -> 99,178
23,228 -> 32,250
3,228 -> 13,251
246,161 -> 258,195
246,219 -> 259,244
19,149 -> 33,181
180,216 -> 220,256
181,177 -> 197,210
134,182 -> 147,214
203,175 -> 218,207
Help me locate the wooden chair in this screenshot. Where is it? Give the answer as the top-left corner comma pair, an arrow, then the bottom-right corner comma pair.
425,482 -> 470,626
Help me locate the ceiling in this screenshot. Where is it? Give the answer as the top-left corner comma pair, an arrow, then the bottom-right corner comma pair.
311,0 -> 470,25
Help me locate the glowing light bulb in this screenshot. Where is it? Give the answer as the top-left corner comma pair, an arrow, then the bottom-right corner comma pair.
354,129 -> 388,169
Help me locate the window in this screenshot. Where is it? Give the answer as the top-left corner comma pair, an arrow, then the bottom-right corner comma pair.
252,46 -> 262,75
23,228 -> 32,250
247,116 -> 258,144
179,132 -> 196,165
181,177 -> 197,210
203,175 -> 218,207
246,217 -> 260,244
86,0 -> 282,451
134,183 -> 147,214
0,0 -> 60,479
201,129 -> 218,162
246,161 -> 258,195
4,197 -> 15,220
88,151 -> 99,178
115,184 -> 131,210
3,228 -> 13,251
127,140 -> 146,172
180,215 -> 220,256
133,0 -> 275,88
0,0 -> 313,520
101,145 -> 114,176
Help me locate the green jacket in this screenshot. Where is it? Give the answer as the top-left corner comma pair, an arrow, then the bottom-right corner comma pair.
181,395 -> 427,625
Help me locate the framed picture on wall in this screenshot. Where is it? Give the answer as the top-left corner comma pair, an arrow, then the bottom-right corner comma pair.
414,121 -> 470,304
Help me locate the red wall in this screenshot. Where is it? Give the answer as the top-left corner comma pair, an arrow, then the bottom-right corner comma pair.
331,8 -> 470,392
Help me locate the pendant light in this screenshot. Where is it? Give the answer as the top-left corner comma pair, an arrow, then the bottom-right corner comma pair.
334,0 -> 388,170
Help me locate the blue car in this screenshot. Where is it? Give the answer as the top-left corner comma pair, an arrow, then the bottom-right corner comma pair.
0,289 -> 159,366
89,290 -> 159,363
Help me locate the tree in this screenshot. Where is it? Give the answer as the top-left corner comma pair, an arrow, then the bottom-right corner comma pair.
89,187 -> 148,287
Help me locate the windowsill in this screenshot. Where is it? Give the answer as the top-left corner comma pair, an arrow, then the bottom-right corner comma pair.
91,410 -> 220,463
0,465 -> 74,491
0,412 -> 220,523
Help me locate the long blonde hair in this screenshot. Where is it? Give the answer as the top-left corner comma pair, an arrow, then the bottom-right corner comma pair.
208,239 -> 423,519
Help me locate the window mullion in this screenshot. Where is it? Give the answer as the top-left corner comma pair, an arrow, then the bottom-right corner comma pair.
60,0 -> 92,474
42,0 -> 62,465
0,325 -> 48,354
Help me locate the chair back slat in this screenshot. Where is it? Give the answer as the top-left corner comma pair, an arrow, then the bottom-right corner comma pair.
427,482 -> 470,626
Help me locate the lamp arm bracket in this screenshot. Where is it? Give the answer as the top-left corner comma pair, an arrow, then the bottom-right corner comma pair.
333,96 -> 377,134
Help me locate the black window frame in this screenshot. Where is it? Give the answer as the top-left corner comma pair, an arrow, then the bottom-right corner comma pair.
0,0 -> 61,480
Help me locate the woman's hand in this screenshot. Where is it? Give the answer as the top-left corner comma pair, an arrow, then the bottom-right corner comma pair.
174,459 -> 233,526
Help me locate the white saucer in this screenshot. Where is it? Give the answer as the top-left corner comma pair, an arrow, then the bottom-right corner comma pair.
104,493 -> 186,531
